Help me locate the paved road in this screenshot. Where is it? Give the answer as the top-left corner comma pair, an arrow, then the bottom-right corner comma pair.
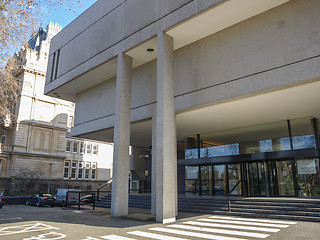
0,205 -> 319,240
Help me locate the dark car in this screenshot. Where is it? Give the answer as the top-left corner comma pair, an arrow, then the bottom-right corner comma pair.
80,195 -> 95,204
0,191 -> 4,209
26,193 -> 56,207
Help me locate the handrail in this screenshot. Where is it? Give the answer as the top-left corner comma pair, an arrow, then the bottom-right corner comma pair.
97,179 -> 112,201
97,180 -> 112,190
227,180 -> 242,213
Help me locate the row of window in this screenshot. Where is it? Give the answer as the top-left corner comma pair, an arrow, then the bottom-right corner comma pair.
66,140 -> 98,155
64,161 -> 97,180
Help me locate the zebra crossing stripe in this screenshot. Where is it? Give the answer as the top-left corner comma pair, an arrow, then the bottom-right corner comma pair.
149,227 -> 247,240
167,224 -> 269,238
186,220 -> 280,232
198,218 -> 289,228
100,235 -> 137,240
127,230 -> 189,240
209,216 -> 297,225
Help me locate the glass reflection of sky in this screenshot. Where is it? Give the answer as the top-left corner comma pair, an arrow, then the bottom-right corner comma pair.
185,144 -> 239,159
185,134 -> 315,159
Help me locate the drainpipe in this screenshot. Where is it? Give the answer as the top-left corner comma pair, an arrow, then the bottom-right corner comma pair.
47,163 -> 52,193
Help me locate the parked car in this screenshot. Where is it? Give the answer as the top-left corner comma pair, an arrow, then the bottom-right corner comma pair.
0,191 -> 4,209
26,193 -> 56,207
80,195 -> 95,204
53,189 -> 81,206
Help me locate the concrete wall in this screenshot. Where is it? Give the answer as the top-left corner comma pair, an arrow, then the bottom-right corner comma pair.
72,0 -> 320,136
46,0 -> 195,84
45,0 -> 223,95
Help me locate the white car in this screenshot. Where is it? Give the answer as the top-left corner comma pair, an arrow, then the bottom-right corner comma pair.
53,189 -> 81,206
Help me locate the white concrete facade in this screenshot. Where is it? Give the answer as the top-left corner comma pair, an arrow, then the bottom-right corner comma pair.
45,0 -> 320,222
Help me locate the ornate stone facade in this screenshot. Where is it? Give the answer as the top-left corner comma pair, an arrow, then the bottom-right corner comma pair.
0,22 -> 113,193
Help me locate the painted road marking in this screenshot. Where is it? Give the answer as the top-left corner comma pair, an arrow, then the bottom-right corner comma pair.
86,215 -> 297,240
82,237 -> 102,240
128,230 -> 189,240
100,235 -> 137,240
0,223 -> 59,236
209,216 -> 297,225
190,220 -> 280,232
168,224 -> 270,238
0,217 -> 22,221
198,218 -> 290,228
23,232 -> 66,240
150,227 -> 247,240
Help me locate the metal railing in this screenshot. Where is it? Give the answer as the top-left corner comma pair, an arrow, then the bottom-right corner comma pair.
227,180 -> 242,212
97,180 -> 112,201
65,190 -> 97,210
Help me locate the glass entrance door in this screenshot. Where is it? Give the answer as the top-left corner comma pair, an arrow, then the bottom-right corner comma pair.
213,165 -> 226,195
247,160 -> 296,196
247,162 -> 268,196
276,160 -> 295,196
228,164 -> 241,195
200,165 -> 212,195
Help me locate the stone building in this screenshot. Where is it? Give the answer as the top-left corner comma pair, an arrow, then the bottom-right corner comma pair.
44,0 -> 320,223
0,22 -> 113,193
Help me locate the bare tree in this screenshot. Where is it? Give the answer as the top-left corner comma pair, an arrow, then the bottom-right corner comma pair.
0,55 -> 18,124
13,166 -> 45,193
0,0 -> 81,128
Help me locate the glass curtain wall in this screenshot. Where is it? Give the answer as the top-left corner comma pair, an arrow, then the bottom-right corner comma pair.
201,166 -> 212,195
228,164 -> 241,195
296,158 -> 320,196
185,166 -> 199,195
213,165 -> 226,195
277,160 -> 295,196
178,118 -> 316,161
181,117 -> 320,197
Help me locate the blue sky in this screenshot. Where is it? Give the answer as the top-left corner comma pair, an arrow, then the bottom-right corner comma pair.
42,0 -> 97,29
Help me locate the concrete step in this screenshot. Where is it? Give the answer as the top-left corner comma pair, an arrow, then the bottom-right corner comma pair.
178,208 -> 320,222
97,194 -> 320,221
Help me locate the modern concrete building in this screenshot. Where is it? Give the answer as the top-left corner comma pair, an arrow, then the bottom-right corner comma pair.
44,0 -> 320,223
0,22 -> 113,193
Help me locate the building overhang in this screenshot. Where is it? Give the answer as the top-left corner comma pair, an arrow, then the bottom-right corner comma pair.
73,78 -> 320,148
45,0 -> 290,101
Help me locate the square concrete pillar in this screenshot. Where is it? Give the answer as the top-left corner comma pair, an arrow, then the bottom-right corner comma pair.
111,53 -> 132,217
151,106 -> 157,216
156,32 -> 177,224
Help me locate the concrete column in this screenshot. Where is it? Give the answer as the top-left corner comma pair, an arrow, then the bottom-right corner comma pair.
151,106 -> 157,215
111,53 -> 132,217
174,119 -> 178,217
156,32 -> 177,224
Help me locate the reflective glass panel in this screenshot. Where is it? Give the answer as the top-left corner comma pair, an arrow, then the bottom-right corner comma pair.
214,165 -> 226,195
291,118 -> 315,150
296,158 -> 320,196
277,160 -> 295,196
228,164 -> 241,195
201,166 -> 212,195
185,166 -> 199,195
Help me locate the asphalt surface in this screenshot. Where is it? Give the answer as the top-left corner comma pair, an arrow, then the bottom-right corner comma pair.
0,205 -> 319,240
